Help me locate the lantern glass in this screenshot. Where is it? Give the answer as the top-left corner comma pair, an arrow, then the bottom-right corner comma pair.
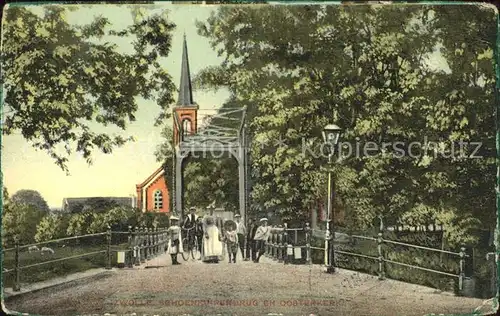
322,124 -> 342,146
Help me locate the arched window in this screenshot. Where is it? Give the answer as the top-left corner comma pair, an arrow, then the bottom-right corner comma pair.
182,118 -> 192,138
153,190 -> 163,210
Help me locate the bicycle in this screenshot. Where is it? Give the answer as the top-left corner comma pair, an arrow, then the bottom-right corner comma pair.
181,226 -> 201,261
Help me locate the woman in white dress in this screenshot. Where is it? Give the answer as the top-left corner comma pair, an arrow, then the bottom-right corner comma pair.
202,215 -> 223,263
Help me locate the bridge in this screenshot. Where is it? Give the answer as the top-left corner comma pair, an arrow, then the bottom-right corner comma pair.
4,252 -> 487,316
2,227 -> 493,316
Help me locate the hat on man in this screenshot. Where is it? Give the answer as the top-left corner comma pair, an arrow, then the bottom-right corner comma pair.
189,207 -> 196,211
234,214 -> 241,218
260,218 -> 268,222
170,216 -> 179,221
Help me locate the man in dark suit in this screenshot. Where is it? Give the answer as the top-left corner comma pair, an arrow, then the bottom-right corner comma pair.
183,207 -> 198,249
246,218 -> 258,261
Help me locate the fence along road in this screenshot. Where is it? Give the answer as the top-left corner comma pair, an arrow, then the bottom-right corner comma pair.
4,251 -> 485,316
2,225 -> 490,316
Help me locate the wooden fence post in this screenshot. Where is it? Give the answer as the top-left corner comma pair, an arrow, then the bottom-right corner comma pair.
273,230 -> 278,261
305,223 -> 311,265
106,225 -> 112,269
284,223 -> 289,265
134,226 -> 140,266
154,227 -> 159,256
278,226 -> 283,263
269,230 -> 273,259
127,225 -> 133,268
140,226 -> 146,263
265,232 -> 270,258
459,246 -> 466,294
378,215 -> 385,280
377,232 -> 385,280
161,228 -> 166,254
146,227 -> 152,260
13,237 -> 20,292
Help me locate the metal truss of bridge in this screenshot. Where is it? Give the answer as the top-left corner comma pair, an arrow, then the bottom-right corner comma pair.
173,106 -> 248,223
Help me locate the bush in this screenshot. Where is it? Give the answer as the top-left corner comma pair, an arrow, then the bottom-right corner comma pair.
2,202 -> 45,247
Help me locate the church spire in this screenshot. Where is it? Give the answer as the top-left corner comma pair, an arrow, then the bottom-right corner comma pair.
177,33 -> 194,106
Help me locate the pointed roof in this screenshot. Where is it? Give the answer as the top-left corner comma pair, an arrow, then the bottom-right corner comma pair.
177,33 -> 195,107
136,165 -> 165,189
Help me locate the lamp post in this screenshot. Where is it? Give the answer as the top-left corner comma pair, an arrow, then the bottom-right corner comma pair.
322,123 -> 342,274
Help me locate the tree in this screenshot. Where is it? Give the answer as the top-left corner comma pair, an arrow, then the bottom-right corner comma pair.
3,187 -> 9,202
1,5 -> 177,172
194,3 -> 496,243
87,205 -> 136,233
10,189 -> 50,212
83,197 -> 119,213
2,202 -> 45,245
66,211 -> 94,236
35,212 -> 71,242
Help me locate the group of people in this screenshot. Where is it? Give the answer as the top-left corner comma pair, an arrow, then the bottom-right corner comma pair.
165,207 -> 272,265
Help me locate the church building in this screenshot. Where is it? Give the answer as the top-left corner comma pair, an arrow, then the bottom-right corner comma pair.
135,34 -> 198,213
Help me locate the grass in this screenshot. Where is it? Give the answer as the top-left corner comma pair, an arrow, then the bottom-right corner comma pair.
2,241 -> 131,289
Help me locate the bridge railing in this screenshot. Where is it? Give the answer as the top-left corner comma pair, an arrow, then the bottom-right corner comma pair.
2,225 -> 170,292
264,222 -> 468,295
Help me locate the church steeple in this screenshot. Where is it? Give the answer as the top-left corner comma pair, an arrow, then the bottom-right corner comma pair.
173,33 -> 198,146
177,33 -> 195,106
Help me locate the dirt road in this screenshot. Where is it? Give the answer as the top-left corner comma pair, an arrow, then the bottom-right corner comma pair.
4,254 -> 485,316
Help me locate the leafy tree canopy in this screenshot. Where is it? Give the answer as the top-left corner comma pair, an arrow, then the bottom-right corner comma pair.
10,189 -> 50,212
192,4 -> 496,246
2,202 -> 45,246
1,4 -> 177,172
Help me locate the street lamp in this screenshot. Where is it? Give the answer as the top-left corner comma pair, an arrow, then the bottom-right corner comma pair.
323,123 -> 342,274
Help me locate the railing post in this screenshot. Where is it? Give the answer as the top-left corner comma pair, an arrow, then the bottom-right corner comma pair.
459,246 -> 466,294
106,225 -> 112,269
146,227 -> 152,260
127,225 -> 133,268
151,227 -> 155,257
140,226 -> 146,263
13,237 -> 20,292
278,226 -> 283,263
137,226 -> 142,263
157,227 -> 161,255
160,228 -> 165,254
305,223 -> 311,265
265,232 -> 270,258
275,229 -> 279,261
377,232 -> 385,280
154,227 -> 158,257
284,223 -> 290,265
134,226 -> 140,266
132,226 -> 140,266
276,229 -> 280,261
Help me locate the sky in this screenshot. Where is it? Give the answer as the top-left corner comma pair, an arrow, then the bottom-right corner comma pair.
1,2 -> 448,209
1,2 -> 230,208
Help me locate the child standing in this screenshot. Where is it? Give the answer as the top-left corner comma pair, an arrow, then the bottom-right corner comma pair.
167,216 -> 183,265
225,224 -> 239,263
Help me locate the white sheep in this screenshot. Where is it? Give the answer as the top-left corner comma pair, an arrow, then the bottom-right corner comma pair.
28,246 -> 39,253
40,247 -> 55,255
